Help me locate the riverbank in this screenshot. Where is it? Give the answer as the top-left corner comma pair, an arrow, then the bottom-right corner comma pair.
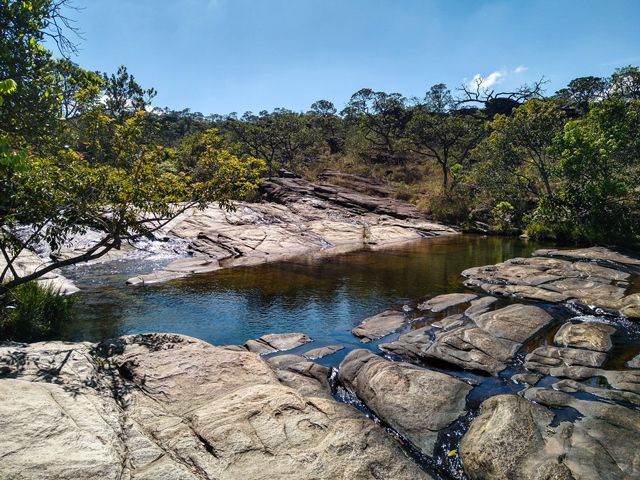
2,245 -> 639,479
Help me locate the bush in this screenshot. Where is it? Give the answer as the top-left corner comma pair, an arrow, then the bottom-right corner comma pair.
0,282 -> 75,342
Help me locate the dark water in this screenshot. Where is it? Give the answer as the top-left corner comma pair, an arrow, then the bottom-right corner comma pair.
62,234 -> 550,348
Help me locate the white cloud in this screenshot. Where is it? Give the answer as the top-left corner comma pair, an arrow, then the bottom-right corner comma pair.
514,65 -> 528,74
468,70 -> 505,90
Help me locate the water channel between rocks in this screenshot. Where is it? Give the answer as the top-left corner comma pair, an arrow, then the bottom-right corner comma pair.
61,233 -> 640,480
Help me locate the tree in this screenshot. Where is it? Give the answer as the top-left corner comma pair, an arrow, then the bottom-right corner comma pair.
342,88 -> 409,163
477,99 -> 565,198
406,84 -> 484,192
223,109 -> 320,176
102,65 -> 157,124
610,66 -> 640,101
530,98 -> 640,246
457,76 -> 546,117
309,100 -> 344,155
0,0 -> 71,150
554,76 -> 608,115
0,112 -> 265,294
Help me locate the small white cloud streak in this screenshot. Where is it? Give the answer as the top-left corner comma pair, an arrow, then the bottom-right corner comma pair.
514,65 -> 528,74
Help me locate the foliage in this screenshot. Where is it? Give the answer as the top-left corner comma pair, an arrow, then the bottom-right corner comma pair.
406,84 -> 484,192
529,99 -> 640,246
472,99 -> 565,204
0,282 -> 75,341
342,88 -> 410,163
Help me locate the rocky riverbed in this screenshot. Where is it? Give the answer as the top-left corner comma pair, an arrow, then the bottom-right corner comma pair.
2,245 -> 640,479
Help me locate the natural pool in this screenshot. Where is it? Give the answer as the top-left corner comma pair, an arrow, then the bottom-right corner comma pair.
53,234 -> 640,479
62,234 -> 552,348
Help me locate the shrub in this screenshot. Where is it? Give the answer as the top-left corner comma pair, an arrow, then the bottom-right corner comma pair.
0,282 -> 75,342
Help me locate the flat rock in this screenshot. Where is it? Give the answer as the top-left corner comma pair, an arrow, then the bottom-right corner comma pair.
464,296 -> 498,320
0,334 -> 431,480
463,249 -> 637,315
244,332 -> 312,354
460,394 -> 572,480
554,321 -> 616,352
126,176 -> 457,286
302,344 -> 344,360
525,345 -> 608,373
351,310 -> 405,342
474,304 -> 554,343
380,309 -> 537,375
339,349 -> 471,455
417,293 -> 477,313
535,246 -> 640,268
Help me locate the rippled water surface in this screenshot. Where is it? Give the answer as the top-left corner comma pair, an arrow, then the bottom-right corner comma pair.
62,234 -> 552,347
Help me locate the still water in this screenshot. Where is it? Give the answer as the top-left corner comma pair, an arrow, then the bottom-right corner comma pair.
62,234 -> 551,348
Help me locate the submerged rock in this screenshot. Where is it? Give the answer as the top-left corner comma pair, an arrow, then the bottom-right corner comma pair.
302,344 -> 344,360
339,349 -> 471,455
0,334 -> 431,480
351,310 -> 405,342
511,372 -> 542,386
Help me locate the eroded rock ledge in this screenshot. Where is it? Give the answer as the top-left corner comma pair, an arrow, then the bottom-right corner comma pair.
0,334 -> 431,480
127,176 -> 457,285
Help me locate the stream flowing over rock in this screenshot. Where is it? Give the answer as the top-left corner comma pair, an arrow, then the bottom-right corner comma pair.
0,334 -> 432,480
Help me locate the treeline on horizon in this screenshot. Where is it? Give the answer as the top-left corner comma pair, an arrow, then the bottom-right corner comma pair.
143,66 -> 640,248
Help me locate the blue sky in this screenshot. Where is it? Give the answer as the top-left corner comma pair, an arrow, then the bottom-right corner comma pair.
64,0 -> 640,115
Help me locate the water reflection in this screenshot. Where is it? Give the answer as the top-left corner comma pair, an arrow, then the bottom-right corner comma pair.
62,234 -> 551,346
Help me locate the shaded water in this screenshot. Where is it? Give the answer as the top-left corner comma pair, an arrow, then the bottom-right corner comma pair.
62,234 -> 551,347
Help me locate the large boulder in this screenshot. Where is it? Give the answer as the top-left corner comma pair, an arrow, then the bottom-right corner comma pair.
461,389 -> 640,480
0,335 -> 432,480
460,394 -> 573,480
338,349 -> 471,455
